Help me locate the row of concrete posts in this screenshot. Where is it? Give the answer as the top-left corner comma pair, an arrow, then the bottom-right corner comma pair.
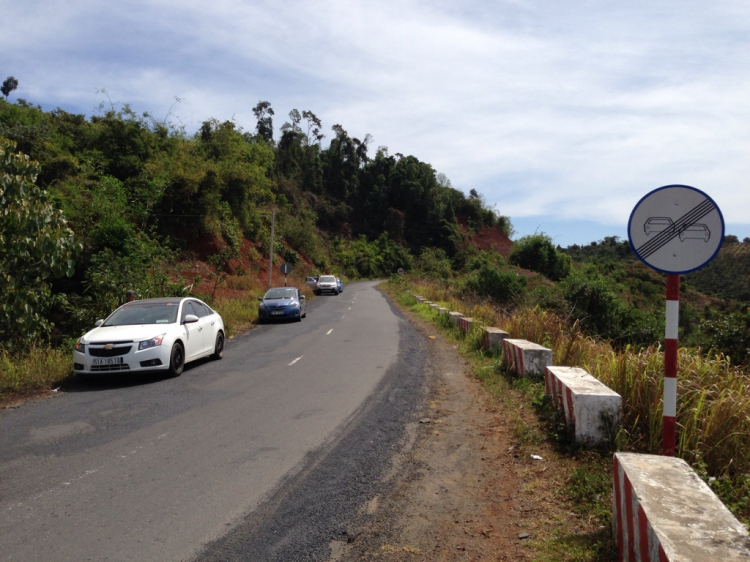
413,294 -> 750,561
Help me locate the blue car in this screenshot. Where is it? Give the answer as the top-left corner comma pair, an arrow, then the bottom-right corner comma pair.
336,277 -> 343,293
257,287 -> 306,323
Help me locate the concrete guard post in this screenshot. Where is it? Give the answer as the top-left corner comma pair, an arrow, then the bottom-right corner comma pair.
448,311 -> 463,326
613,453 -> 750,561
502,339 -> 552,378
545,366 -> 621,446
482,327 -> 508,351
458,317 -> 476,334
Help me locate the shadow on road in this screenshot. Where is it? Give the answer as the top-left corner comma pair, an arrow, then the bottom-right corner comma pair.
61,359 -> 208,393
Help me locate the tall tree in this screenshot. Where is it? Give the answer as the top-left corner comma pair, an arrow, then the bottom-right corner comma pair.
253,101 -> 275,143
1,76 -> 18,99
0,139 -> 79,345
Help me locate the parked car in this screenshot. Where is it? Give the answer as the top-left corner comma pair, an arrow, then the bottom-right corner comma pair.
305,276 -> 319,289
73,297 -> 225,378
315,275 -> 339,295
258,286 -> 306,323
336,277 -> 343,292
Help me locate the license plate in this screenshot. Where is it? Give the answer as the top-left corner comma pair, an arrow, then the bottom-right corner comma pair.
92,357 -> 124,366
271,311 -> 284,316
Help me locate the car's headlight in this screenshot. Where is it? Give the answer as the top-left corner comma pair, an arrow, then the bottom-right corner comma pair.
290,302 -> 299,308
74,339 -> 86,353
138,334 -> 165,350
258,302 -> 267,308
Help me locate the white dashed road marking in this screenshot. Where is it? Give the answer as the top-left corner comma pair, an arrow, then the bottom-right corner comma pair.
326,329 -> 333,335
288,356 -> 303,366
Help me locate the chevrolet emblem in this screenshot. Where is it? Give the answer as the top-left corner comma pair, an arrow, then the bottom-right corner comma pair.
105,344 -> 114,350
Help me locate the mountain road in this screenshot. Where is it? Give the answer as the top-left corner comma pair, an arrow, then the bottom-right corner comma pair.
1,281 -> 428,561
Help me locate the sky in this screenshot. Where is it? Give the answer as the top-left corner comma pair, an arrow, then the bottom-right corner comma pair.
2,0 -> 749,246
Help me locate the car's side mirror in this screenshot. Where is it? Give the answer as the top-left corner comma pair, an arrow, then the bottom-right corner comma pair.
95,319 -> 104,327
183,314 -> 199,324
300,295 -> 306,300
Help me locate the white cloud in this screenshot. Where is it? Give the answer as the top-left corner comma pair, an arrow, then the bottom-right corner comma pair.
2,0 -> 750,242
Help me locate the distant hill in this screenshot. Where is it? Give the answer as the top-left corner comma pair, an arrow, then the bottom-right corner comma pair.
684,239 -> 750,303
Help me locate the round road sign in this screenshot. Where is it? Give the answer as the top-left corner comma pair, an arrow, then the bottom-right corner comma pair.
280,263 -> 292,275
628,185 -> 724,274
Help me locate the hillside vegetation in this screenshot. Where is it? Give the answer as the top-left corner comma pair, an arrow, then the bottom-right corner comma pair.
3,94 -> 750,408
0,96 -> 509,353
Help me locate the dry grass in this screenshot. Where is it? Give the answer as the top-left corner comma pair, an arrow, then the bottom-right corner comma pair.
406,277 -> 750,478
0,345 -> 72,401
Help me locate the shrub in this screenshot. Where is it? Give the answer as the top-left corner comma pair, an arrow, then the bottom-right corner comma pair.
510,233 -> 571,281
561,272 -> 660,347
467,265 -> 526,304
417,247 -> 453,279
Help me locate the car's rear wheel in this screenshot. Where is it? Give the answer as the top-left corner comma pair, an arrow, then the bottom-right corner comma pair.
168,342 -> 185,377
212,332 -> 225,360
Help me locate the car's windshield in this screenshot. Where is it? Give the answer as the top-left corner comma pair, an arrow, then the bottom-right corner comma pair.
103,302 -> 180,326
264,288 -> 297,299
319,276 -> 336,283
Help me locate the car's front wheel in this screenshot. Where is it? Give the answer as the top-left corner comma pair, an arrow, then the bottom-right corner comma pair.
168,342 -> 185,377
212,332 -> 225,360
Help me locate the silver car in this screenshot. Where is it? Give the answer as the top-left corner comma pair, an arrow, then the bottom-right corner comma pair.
315,275 -> 339,295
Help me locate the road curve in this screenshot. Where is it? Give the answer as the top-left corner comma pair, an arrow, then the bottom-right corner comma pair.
0,281 -> 428,561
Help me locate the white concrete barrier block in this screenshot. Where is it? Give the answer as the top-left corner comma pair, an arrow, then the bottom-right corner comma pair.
458,317 -> 476,334
448,311 -> 463,325
438,307 -> 449,315
614,452 -> 750,561
482,327 -> 509,351
545,366 -> 621,446
502,339 -> 552,378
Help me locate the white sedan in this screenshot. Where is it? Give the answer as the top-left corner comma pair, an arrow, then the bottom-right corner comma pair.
73,297 -> 225,377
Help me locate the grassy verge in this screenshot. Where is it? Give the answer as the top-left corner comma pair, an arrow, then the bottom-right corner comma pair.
387,277 -> 750,558
390,286 -> 616,560
0,345 -> 72,403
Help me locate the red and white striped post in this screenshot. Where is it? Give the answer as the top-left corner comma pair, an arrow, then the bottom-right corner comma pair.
663,273 -> 679,456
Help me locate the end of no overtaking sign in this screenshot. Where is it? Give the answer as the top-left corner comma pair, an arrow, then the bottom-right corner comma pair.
628,184 -> 724,274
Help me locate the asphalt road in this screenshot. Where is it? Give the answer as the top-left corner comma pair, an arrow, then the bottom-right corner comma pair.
0,281 -> 428,561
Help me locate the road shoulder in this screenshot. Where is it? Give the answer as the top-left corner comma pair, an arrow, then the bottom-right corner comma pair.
333,303 -> 545,561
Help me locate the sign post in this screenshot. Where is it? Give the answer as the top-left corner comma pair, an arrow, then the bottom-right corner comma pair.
628,185 -> 724,456
280,263 -> 292,287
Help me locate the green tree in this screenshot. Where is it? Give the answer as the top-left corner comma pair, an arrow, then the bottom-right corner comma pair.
253,101 -> 275,143
1,77 -> 18,99
0,139 -> 79,345
510,233 -> 571,281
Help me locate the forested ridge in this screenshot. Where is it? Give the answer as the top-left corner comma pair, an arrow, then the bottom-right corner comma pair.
0,97 -> 509,348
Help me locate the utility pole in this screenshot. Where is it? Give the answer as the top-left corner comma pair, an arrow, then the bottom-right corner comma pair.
268,210 -> 275,288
